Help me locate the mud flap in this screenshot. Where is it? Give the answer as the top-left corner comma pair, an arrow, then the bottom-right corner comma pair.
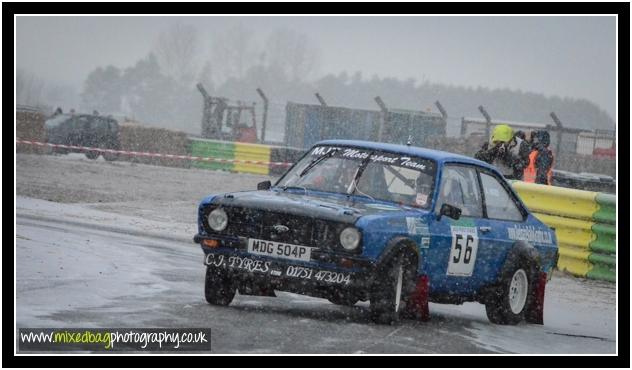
405,275 -> 430,321
525,272 -> 546,324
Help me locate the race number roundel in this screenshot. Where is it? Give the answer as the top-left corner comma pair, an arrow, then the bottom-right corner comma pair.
447,226 -> 479,277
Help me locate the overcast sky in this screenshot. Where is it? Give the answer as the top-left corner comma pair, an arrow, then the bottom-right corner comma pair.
16,15 -> 616,119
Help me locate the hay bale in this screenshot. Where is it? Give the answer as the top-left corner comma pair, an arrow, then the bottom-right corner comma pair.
16,108 -> 46,154
118,122 -> 191,168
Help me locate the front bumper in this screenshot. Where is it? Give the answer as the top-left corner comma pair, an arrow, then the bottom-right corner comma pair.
194,234 -> 375,294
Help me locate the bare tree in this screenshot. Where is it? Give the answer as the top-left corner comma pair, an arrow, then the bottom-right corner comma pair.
210,23 -> 257,84
16,68 -> 46,106
154,22 -> 200,86
265,28 -> 321,82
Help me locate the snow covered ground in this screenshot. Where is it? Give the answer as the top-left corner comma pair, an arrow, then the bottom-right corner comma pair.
15,153 -> 617,354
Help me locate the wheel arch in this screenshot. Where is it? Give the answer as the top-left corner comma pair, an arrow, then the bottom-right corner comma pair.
376,236 -> 420,272
499,240 -> 542,280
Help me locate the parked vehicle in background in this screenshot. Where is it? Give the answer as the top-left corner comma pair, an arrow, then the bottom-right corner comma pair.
44,112 -> 120,161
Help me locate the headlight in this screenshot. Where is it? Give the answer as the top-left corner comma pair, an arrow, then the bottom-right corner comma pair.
340,227 -> 360,251
208,208 -> 228,232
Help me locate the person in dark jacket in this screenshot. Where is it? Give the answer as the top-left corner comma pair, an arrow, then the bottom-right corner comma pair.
523,130 -> 554,185
514,130 -> 534,164
474,124 -> 529,180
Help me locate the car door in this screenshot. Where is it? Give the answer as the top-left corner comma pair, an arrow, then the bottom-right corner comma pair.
474,168 -> 529,284
426,164 -> 490,296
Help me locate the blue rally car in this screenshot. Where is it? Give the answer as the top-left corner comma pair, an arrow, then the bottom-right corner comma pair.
194,140 -> 558,325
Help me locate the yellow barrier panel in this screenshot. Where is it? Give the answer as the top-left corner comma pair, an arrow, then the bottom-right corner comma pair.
512,181 -> 598,220
534,213 -> 595,250
558,245 -> 592,277
233,142 -> 272,175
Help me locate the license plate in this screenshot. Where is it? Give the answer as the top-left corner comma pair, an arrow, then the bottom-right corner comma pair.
247,238 -> 312,262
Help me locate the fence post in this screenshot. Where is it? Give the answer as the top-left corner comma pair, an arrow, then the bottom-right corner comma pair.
435,100 -> 448,121
550,112 -> 563,160
197,83 -> 212,138
315,92 -> 328,106
256,87 -> 268,143
478,105 -> 492,140
375,96 -> 388,141
435,100 -> 448,137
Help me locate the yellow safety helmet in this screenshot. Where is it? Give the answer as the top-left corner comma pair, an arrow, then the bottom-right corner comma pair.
491,124 -> 513,143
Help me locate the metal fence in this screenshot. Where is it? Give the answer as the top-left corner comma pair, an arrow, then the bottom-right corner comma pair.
283,102 -> 446,150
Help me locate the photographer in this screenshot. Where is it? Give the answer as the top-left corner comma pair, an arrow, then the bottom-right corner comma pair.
474,124 -> 529,180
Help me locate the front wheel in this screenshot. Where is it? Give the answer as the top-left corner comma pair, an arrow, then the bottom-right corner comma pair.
485,262 -> 534,325
85,151 -> 99,160
370,252 -> 416,324
204,266 -> 236,306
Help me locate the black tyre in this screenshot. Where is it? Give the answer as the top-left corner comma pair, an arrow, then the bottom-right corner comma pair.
204,266 -> 236,306
485,258 -> 535,325
85,151 -> 99,160
369,251 -> 417,324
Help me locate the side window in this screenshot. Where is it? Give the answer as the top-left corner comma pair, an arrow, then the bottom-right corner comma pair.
437,166 -> 483,217
480,172 -> 524,221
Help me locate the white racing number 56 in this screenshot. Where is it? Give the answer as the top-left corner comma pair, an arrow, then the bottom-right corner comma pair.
447,226 -> 479,277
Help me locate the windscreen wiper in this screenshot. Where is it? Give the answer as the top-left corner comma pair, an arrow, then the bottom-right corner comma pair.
281,186 -> 308,193
298,148 -> 339,178
348,152 -> 374,196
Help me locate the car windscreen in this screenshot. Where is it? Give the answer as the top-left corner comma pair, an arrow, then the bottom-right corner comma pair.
276,146 -> 437,209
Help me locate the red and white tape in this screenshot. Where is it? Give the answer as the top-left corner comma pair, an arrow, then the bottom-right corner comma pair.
16,140 -> 294,167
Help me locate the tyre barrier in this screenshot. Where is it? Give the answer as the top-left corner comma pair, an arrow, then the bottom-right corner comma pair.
511,181 -> 616,283
189,138 -> 304,176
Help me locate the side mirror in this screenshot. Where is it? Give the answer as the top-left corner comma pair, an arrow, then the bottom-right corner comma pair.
257,180 -> 271,190
437,203 -> 461,221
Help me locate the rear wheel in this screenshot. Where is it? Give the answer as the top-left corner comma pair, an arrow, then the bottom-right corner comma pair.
204,266 -> 236,306
485,259 -> 534,325
370,251 -> 416,324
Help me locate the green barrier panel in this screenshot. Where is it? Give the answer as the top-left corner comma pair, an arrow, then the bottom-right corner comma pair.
594,193 -> 616,224
588,253 -> 616,267
586,265 -> 616,283
590,223 -> 616,254
190,139 -> 235,171
590,240 -> 616,255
